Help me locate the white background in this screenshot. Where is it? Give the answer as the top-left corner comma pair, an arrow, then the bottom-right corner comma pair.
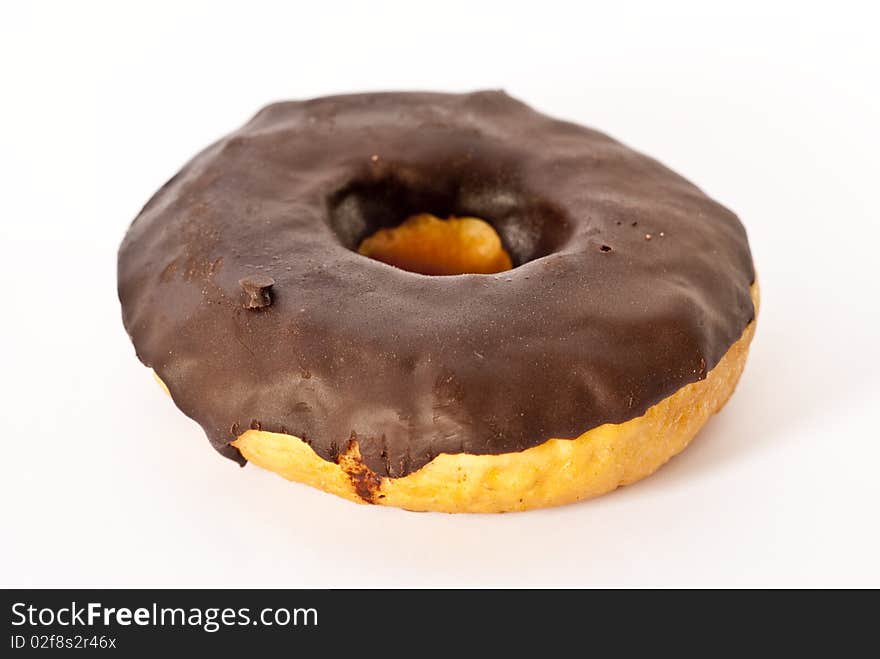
2,1 -> 878,587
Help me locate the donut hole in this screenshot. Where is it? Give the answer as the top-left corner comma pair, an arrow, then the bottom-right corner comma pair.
358,213 -> 512,276
328,169 -> 571,274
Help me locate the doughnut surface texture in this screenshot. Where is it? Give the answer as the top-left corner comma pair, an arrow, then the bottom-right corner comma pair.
118,91 -> 756,488
231,285 -> 756,512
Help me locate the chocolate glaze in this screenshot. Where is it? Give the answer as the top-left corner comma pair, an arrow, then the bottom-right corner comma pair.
118,91 -> 755,477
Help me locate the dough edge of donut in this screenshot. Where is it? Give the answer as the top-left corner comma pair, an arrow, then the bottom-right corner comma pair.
162,283 -> 758,513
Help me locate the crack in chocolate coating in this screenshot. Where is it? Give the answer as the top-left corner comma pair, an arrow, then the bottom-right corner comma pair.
117,91 -> 756,477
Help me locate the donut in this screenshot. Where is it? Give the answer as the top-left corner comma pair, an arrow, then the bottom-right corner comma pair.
118,91 -> 757,513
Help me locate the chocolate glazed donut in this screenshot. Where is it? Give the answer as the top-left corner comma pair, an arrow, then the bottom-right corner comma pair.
118,91 -> 757,512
